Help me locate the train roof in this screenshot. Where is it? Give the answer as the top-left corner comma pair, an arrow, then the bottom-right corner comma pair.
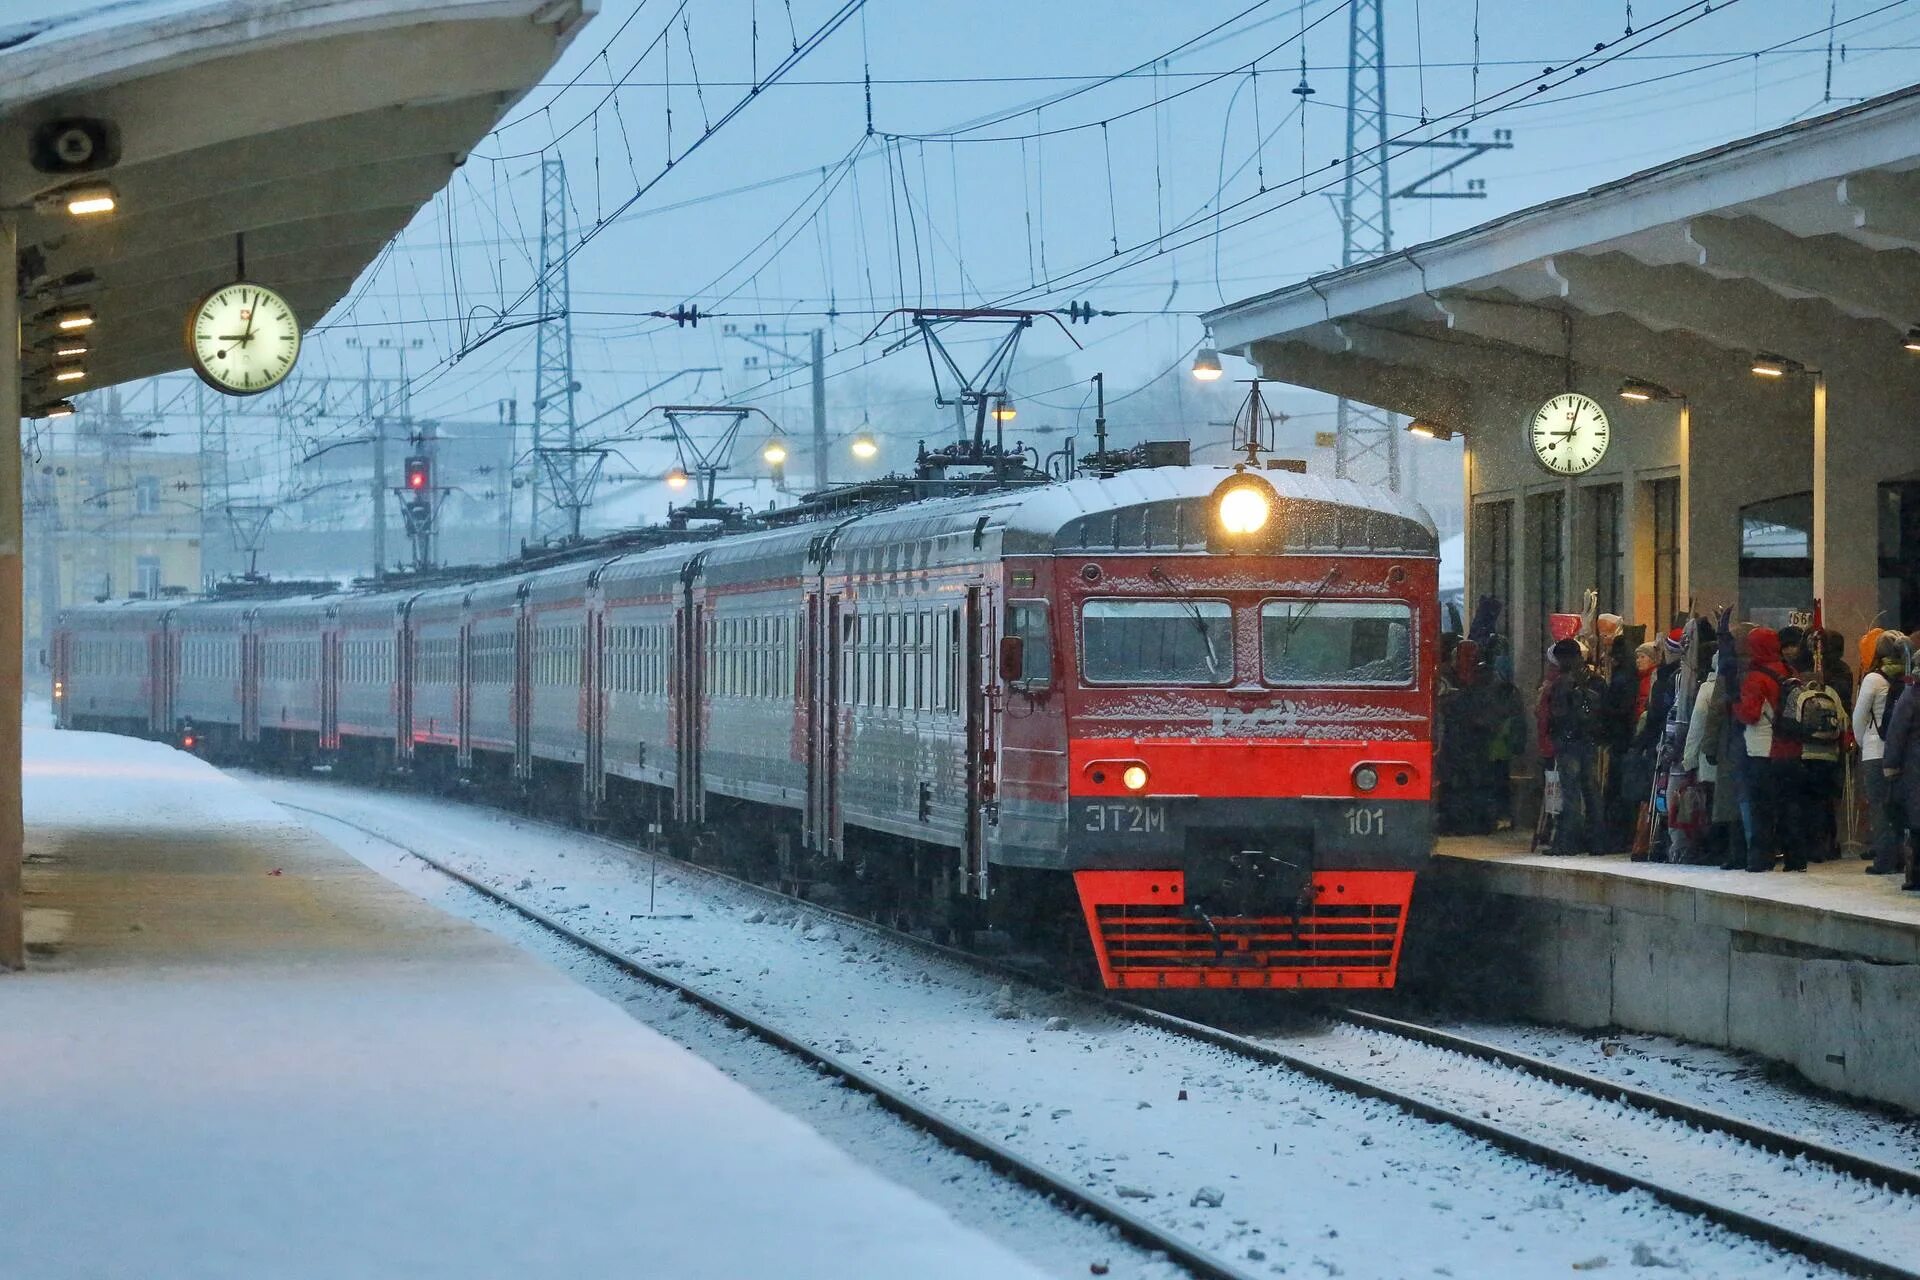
57,467 -> 1437,628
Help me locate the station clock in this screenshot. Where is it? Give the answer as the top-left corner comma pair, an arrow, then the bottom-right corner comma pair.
1529,392 -> 1611,476
184,282 -> 301,396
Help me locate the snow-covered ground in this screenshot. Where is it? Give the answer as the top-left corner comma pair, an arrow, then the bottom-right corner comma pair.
2,729 -> 1062,1280
261,777 -> 1877,1280
1426,1019 -> 1920,1174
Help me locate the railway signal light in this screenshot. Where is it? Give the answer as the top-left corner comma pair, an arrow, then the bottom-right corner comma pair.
403,456 -> 431,494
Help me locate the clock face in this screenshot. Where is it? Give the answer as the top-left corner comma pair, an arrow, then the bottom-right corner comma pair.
184,282 -> 301,396
1530,392 -> 1611,475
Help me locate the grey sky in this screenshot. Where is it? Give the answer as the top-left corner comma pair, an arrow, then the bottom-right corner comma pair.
61,0 -> 1920,532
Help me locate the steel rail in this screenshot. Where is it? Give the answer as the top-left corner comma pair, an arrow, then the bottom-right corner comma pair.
276,786 -> 1919,1280
275,800 -> 1263,1280
1332,1005 -> 1920,1200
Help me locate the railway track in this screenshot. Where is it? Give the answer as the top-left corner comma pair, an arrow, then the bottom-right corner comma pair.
272,782 -> 1920,1280
277,801 -> 1263,1280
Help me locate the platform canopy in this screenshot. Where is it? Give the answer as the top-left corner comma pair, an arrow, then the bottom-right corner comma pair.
1203,83 -> 1920,429
0,0 -> 594,408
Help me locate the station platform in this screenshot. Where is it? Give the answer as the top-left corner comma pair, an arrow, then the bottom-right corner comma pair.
0,727 -> 1051,1280
1406,834 -> 1920,1114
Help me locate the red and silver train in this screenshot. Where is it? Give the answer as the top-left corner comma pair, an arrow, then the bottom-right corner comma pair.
55,465 -> 1439,990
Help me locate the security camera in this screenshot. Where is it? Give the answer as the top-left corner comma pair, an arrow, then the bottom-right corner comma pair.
30,118 -> 120,175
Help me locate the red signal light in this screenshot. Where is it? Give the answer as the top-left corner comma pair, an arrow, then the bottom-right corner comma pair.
403,456 -> 431,492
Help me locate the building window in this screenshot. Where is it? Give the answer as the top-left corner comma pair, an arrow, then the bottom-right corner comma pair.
1472,500 -> 1513,626
1528,491 -> 1565,638
1650,477 -> 1681,631
1738,490 -> 1810,628
134,556 -> 162,599
1587,484 -> 1623,617
134,475 -> 161,515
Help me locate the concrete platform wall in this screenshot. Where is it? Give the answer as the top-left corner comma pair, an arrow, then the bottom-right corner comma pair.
1403,864 -> 1920,1114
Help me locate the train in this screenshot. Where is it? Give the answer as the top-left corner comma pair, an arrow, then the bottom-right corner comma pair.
54,464 -> 1439,990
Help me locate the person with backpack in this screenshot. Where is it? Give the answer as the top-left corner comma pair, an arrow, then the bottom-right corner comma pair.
1734,627 -> 1803,872
1780,632 -> 1848,863
1859,634 -> 1909,876
1544,637 -> 1603,856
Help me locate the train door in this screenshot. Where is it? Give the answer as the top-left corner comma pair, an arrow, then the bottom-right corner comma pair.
320,626 -> 339,752
456,611 -> 473,771
583,594 -> 606,814
673,595 -> 705,823
963,584 -> 997,897
804,589 -> 844,857
240,614 -> 259,745
395,605 -> 414,768
512,598 -> 532,783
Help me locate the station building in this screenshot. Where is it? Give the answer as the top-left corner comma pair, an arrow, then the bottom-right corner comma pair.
1206,84 -> 1920,686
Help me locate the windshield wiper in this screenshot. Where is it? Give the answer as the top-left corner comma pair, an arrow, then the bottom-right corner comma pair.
1148,565 -> 1225,679
1282,567 -> 1343,644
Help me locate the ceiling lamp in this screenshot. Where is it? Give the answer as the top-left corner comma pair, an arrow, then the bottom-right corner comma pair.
34,399 -> 75,419
1618,378 -> 1676,402
1904,327 -> 1920,353
850,432 -> 879,460
61,183 -> 117,217
1405,418 -> 1455,441
52,364 -> 86,384
49,338 -> 89,359
1191,347 -> 1224,381
53,305 -> 95,331
1749,352 -> 1802,378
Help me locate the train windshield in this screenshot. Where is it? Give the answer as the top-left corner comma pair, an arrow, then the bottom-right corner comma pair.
1260,600 -> 1413,686
1080,599 -> 1232,685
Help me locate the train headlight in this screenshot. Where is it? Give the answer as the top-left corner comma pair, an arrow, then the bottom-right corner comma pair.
1214,478 -> 1273,536
1121,764 -> 1150,792
1353,765 -> 1379,792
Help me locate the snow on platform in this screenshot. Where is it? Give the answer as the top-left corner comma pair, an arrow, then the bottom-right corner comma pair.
1434,832 -> 1920,963
0,727 -> 1052,1280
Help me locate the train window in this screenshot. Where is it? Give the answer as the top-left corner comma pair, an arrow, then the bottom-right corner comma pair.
1260,600 -> 1413,687
1080,599 -> 1232,686
1004,603 -> 1053,687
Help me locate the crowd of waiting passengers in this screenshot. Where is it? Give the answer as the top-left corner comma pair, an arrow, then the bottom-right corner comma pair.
1434,597 -> 1920,892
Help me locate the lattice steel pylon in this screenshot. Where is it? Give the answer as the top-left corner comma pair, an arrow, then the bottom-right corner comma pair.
531,156 -> 579,542
1334,0 -> 1401,492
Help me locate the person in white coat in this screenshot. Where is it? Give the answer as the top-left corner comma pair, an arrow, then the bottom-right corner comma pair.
1677,643 -> 1723,864
1857,633 -> 1908,875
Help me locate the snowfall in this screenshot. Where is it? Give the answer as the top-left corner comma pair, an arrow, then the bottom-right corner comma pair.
0,720 -> 1058,1280
6,714 -> 1917,1279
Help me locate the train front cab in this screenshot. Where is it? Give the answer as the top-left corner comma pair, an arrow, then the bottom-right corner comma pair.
1009,469 -> 1438,991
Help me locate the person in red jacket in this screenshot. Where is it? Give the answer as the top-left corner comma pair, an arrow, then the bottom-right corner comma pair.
1733,627 -> 1805,872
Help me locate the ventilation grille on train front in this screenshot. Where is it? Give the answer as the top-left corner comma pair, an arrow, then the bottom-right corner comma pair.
1092,902 -> 1403,971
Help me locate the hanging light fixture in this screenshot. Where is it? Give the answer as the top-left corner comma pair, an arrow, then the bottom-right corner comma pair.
991,396 -> 1017,422
850,432 -> 879,460
1405,418 -> 1455,441
665,467 -> 689,490
1749,352 -> 1801,378
1618,378 -> 1677,402
60,182 -> 117,217
1191,347 -> 1224,381
761,434 -> 789,465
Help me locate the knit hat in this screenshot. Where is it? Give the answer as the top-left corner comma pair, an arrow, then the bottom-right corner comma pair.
1550,637 -> 1583,671
1662,627 -> 1685,661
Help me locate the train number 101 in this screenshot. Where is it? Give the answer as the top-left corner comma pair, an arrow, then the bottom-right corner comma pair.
1343,807 -> 1386,837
